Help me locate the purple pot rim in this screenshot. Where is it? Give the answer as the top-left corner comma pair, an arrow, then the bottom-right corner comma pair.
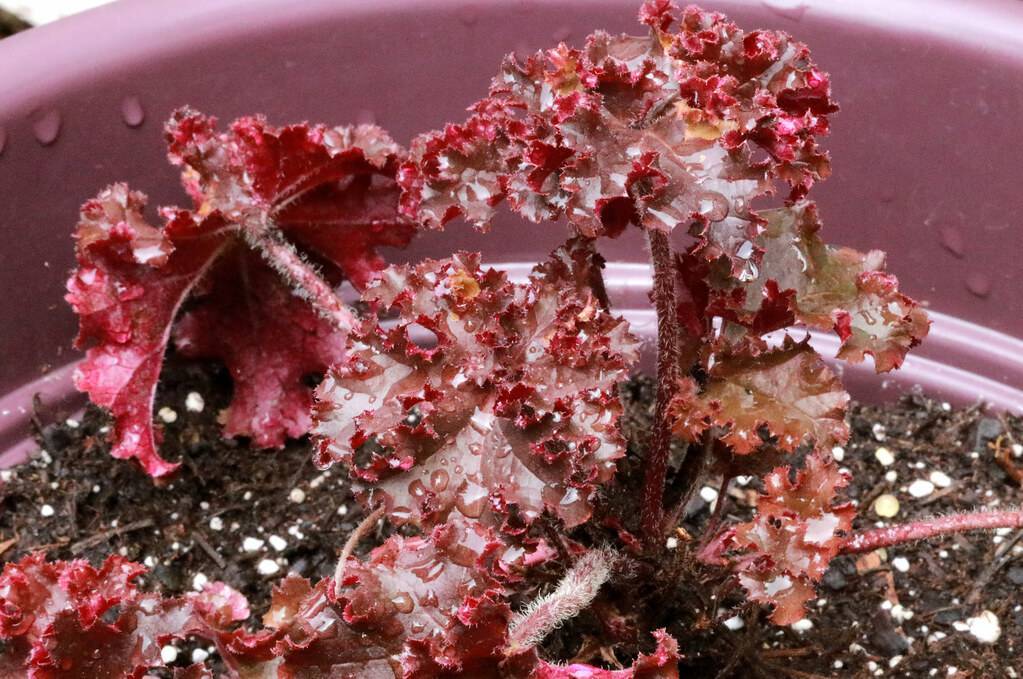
2,0 -> 1023,122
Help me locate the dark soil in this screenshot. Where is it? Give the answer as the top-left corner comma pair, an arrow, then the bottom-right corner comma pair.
0,8 -> 30,38
2,360 -> 1022,677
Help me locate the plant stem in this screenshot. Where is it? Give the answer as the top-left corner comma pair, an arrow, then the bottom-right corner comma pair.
506,548 -> 614,655
640,228 -> 681,543
252,231 -> 357,332
333,505 -> 386,596
842,509 -> 1023,554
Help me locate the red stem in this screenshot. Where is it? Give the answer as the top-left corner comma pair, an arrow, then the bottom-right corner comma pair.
640,228 -> 681,543
252,232 -> 357,333
842,509 -> 1023,554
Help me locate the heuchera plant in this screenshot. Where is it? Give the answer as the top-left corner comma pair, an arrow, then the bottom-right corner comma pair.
7,2 -> 1023,676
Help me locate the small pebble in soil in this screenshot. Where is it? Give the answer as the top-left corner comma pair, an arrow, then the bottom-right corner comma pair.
875,446 -> 895,466
908,479 -> 935,498
965,610 -> 1001,644
874,494 -> 900,517
872,423 -> 887,441
884,470 -> 898,482
699,485 -> 718,505
185,391 -> 205,412
929,470 -> 952,488
722,615 -> 744,631
790,619 -> 813,632
242,537 -> 265,552
257,558 -> 280,576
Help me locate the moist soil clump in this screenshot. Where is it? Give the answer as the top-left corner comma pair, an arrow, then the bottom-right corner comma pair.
2,362 -> 1022,676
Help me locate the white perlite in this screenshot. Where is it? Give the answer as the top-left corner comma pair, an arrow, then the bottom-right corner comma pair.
722,615 -> 744,631
289,488 -> 307,504
929,470 -> 952,488
257,559 -> 281,576
965,610 -> 1001,644
209,517 -> 224,531
699,486 -> 718,504
891,556 -> 910,573
269,535 -> 288,552
242,537 -> 265,552
874,447 -> 895,466
191,648 -> 210,663
908,479 -> 935,498
192,573 -> 208,591
790,618 -> 813,632
160,645 -> 178,663
831,446 -> 845,462
39,504 -> 54,517
185,391 -> 205,413
157,407 -> 178,423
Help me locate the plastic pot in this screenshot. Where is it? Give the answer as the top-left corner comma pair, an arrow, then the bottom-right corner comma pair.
2,0 -> 1022,469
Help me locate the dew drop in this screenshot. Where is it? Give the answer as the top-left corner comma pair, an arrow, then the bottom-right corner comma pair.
761,0 -> 808,22
120,95 -> 145,128
419,589 -> 439,608
965,272 -> 992,298
409,479 -> 428,498
458,3 -> 479,27
0,125 -> 6,156
430,469 -> 450,492
30,108 -> 61,146
456,483 -> 488,518
939,225 -> 965,258
391,592 -> 414,614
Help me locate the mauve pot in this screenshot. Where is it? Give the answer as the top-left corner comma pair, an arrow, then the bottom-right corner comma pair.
1,0 -> 1022,469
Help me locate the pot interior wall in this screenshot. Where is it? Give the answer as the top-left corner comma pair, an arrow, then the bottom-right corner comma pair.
2,0 -> 1022,466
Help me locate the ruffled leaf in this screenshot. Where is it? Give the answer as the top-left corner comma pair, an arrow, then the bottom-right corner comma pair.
67,111 -> 415,476
0,554 -> 246,677
708,451 -> 855,624
669,339 -> 848,454
400,5 -> 836,272
313,238 -> 640,529
728,202 -> 929,372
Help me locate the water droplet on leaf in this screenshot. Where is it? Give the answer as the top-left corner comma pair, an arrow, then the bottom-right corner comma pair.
939,225 -> 965,258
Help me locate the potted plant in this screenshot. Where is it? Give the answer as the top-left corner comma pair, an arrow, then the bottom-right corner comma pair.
1,1 -> 1022,676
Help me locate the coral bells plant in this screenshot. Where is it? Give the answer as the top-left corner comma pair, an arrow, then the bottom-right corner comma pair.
6,1 -> 1023,676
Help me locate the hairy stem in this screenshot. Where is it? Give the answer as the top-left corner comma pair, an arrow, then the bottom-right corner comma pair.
333,505 -> 386,596
251,231 -> 357,332
640,228 -> 681,543
842,509 -> 1023,554
506,548 -> 615,655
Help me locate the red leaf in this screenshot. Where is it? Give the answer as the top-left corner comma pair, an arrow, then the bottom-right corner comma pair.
400,5 -> 836,274
313,239 -> 639,529
669,339 -> 848,454
732,202 -> 929,372
67,111 -> 415,476
713,451 -> 855,624
0,553 -> 244,677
